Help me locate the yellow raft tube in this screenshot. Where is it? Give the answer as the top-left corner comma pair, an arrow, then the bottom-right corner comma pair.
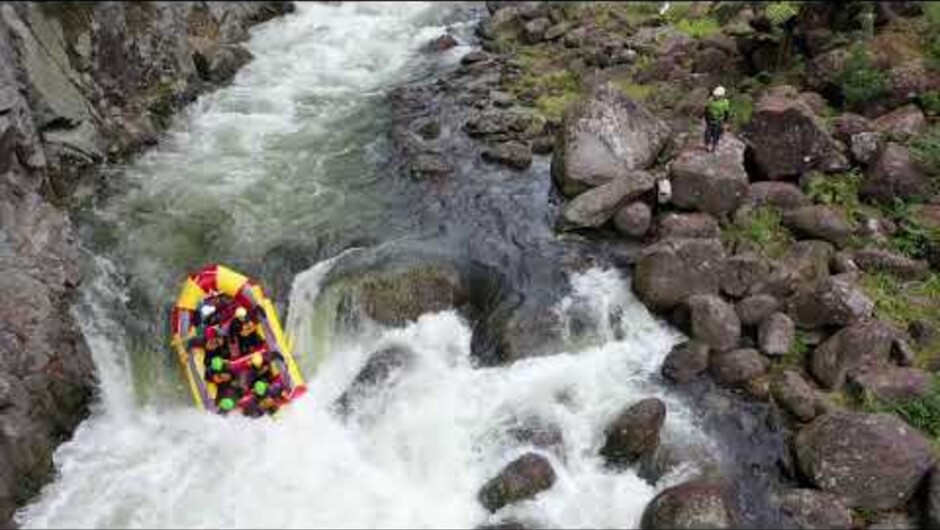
169,264 -> 306,414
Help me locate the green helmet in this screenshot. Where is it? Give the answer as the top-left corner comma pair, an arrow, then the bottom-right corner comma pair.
211,356 -> 224,372
253,380 -> 269,397
219,397 -> 235,411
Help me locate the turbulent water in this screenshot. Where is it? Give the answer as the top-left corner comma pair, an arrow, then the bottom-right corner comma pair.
17,3 -> 727,528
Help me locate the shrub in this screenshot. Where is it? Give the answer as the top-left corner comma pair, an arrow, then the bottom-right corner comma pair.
722,207 -> 792,259
806,171 -> 862,216
836,45 -> 889,109
729,94 -> 753,128
911,126 -> 940,178
919,90 -> 940,117
674,17 -> 721,39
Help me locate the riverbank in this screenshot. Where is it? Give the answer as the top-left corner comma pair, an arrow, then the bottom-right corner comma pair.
0,2 -> 293,525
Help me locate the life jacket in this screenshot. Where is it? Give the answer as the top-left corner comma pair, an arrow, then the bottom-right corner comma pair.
706,97 -> 730,123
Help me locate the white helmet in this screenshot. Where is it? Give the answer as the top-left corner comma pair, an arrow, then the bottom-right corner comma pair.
200,304 -> 216,318
713,86 -> 726,97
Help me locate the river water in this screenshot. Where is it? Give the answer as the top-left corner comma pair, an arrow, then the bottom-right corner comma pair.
15,3 -> 729,528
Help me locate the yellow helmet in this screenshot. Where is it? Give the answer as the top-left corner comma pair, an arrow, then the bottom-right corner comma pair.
235,306 -> 248,320
251,352 -> 264,368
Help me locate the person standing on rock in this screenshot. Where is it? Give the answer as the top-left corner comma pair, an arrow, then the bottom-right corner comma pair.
704,86 -> 730,153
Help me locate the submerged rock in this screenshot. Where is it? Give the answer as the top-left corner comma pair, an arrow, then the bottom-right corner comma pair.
333,345 -> 415,417
482,140 -> 533,170
478,453 -> 557,513
661,341 -> 710,383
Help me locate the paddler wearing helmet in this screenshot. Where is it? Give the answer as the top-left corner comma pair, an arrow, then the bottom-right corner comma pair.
704,85 -> 730,153
229,305 -> 264,353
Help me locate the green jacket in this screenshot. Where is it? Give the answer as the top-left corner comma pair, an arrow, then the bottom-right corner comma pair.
706,97 -> 730,123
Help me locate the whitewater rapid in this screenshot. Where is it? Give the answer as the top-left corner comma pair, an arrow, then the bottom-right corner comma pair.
16,3 -> 721,528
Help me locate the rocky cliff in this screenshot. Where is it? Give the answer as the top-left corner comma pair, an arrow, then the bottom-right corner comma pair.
0,2 -> 293,525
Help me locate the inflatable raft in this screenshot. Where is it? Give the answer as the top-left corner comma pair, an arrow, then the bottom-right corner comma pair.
169,264 -> 306,415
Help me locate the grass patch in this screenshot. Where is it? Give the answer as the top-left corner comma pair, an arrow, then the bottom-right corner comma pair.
805,171 -> 863,219
504,46 -> 583,120
535,91 -> 582,121
859,272 -> 940,369
919,90 -> 940,117
836,44 -> 890,110
879,198 -> 940,260
729,94 -> 753,129
773,330 -> 810,374
861,375 -> 940,442
674,16 -> 721,39
911,125 -> 940,181
722,207 -> 792,259
612,80 -> 653,101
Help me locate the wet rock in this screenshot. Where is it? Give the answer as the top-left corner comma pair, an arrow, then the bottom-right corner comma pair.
633,238 -> 725,312
425,33 -> 459,53
552,84 -> 670,197
848,131 -> 883,166
782,206 -> 852,249
710,348 -> 769,387
850,247 -> 929,281
661,341 -> 709,384
669,133 -> 749,216
464,108 -> 541,142
846,366 -> 931,402
410,152 -> 452,180
478,453 -> 557,513
561,171 -> 655,229
771,371 -> 819,422
721,253 -> 770,299
736,294 -> 781,327
475,519 -> 531,530
746,86 -> 846,179
640,479 -> 736,529
745,182 -> 811,211
656,212 -> 719,239
333,346 -> 415,416
794,411 -> 934,509
810,320 -> 897,390
687,294 -> 741,352
861,143 -> 929,202
521,17 -> 550,44
758,312 -> 794,357
415,118 -> 441,140
779,488 -> 852,529
505,416 -> 564,457
786,274 -> 874,331
612,201 -> 652,238
599,398 -> 666,467
482,140 -> 533,170
194,43 -> 254,84
872,104 -> 927,142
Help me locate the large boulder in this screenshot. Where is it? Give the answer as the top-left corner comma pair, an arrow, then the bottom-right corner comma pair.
745,86 -> 846,179
599,398 -> 666,467
778,489 -> 852,530
633,238 -> 726,312
861,143 -> 929,203
752,240 -> 833,298
809,319 -> 897,390
736,294 -> 781,327
709,348 -> 769,387
794,411 -> 935,509
656,212 -> 719,239
782,206 -> 852,249
640,479 -> 736,529
686,294 -> 741,352
612,201 -> 652,238
872,104 -> 927,143
561,171 -> 655,229
552,84 -> 670,197
831,112 -> 874,142
846,366 -> 931,402
661,341 -> 710,383
786,274 -> 874,331
478,453 -> 557,513
850,247 -> 929,281
771,371 -> 820,423
669,133 -> 749,216
720,253 -> 770,299
745,182 -> 811,211
333,346 -> 414,417
758,312 -> 794,357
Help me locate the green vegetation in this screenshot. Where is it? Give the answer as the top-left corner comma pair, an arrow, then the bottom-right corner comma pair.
775,330 -> 810,373
728,94 -> 753,128
504,47 -> 584,121
879,198 -> 940,260
919,91 -> 940,117
862,375 -> 940,441
926,3 -> 940,69
674,17 -> 721,39
836,44 -> 890,110
613,80 -> 653,101
722,207 -> 792,259
860,272 -> 940,369
911,125 -> 940,180
806,171 -> 863,218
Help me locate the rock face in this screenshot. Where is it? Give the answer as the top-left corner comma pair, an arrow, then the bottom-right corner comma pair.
709,348 -> 769,387
786,274 -> 874,331
846,366 -> 931,402
872,104 -> 927,142
754,240 -> 833,298
633,238 -> 726,312
721,253 -> 770,299
661,341 -> 710,383
0,2 -> 293,525
736,294 -> 781,327
640,479 -> 735,529
745,182 -> 811,211
552,84 -> 669,197
861,143 -> 929,202
794,412 -> 934,509
746,87 -> 846,179
686,295 -> 741,352
850,247 -> 929,281
612,201 -> 652,238
758,312 -> 794,357
809,319 -> 896,390
779,489 -> 852,530
669,133 -> 749,216
599,398 -> 666,467
478,453 -> 557,513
